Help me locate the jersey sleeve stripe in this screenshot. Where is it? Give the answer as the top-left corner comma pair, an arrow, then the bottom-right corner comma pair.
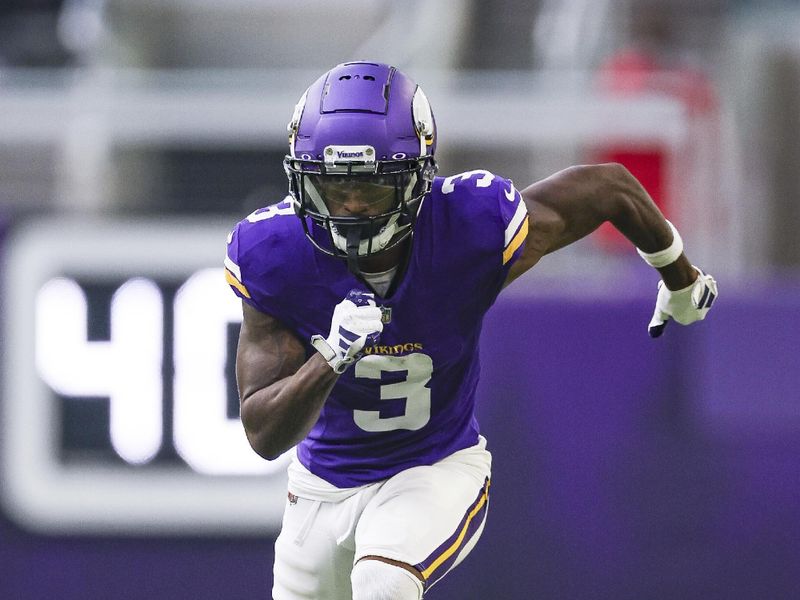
502,216 -> 528,265
224,255 -> 243,281
225,268 -> 251,299
416,478 -> 491,584
503,198 -> 529,246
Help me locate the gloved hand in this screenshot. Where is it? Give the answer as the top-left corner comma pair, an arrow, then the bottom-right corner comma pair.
311,290 -> 384,373
648,267 -> 718,338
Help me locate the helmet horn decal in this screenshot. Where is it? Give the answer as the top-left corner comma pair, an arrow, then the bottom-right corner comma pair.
287,90 -> 308,158
412,86 -> 435,156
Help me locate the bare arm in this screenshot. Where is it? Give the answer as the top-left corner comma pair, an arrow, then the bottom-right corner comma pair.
504,163 -> 697,290
236,301 -> 338,460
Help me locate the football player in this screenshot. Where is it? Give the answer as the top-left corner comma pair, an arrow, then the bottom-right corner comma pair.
225,62 -> 717,600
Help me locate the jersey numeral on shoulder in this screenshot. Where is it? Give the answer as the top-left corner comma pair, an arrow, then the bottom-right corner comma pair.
441,170 -> 495,194
352,353 -> 432,432
246,200 -> 295,223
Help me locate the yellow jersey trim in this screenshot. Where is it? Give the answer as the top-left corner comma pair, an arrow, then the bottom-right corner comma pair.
502,216 -> 529,265
225,268 -> 251,299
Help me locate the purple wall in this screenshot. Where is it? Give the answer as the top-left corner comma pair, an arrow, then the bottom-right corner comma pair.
1,281 -> 799,599
466,289 -> 800,600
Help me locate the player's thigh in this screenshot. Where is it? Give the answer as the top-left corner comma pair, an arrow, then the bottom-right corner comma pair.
354,441 -> 492,589
272,496 -> 355,600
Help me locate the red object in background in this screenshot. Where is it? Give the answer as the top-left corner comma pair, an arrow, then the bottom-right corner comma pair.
600,49 -> 717,115
591,48 -> 717,251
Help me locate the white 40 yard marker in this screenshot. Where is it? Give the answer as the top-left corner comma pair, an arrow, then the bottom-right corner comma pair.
2,218 -> 288,535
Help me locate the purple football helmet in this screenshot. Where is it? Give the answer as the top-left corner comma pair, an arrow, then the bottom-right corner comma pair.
284,62 -> 438,270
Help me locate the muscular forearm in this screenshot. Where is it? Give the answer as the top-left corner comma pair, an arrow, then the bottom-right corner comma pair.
240,353 -> 338,460
517,164 -> 698,290
235,292 -> 382,461
601,165 -> 698,290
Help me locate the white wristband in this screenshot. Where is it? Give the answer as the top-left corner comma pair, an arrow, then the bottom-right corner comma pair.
637,220 -> 684,268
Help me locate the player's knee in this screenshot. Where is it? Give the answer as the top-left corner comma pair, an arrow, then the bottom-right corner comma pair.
351,558 -> 424,600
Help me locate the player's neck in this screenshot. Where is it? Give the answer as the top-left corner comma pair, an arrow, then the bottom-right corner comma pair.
358,238 -> 409,275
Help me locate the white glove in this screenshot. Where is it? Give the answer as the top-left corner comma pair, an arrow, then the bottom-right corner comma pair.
311,290 -> 384,373
648,267 -> 718,338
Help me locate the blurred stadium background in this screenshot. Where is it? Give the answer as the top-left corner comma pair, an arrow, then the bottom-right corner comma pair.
1,1 -> 798,598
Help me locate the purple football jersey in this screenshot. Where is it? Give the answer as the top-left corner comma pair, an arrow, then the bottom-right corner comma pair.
225,170 -> 529,488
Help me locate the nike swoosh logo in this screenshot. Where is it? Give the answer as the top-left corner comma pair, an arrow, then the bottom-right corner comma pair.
504,183 -> 516,202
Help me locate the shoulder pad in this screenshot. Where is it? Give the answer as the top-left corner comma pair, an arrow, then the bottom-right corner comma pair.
224,198 -> 305,310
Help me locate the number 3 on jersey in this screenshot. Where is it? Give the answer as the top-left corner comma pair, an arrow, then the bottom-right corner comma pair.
441,170 -> 495,194
353,353 -> 433,432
